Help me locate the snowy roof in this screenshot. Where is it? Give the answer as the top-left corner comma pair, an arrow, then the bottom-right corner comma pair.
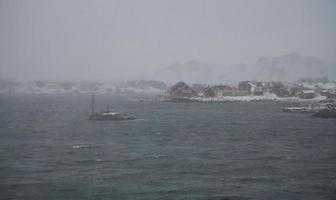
302,90 -> 315,94
302,82 -> 336,90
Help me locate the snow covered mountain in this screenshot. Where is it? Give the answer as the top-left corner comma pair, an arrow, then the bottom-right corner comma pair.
254,53 -> 336,82
150,53 -> 336,84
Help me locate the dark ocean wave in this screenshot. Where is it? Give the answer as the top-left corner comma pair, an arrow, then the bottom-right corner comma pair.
1,95 -> 336,199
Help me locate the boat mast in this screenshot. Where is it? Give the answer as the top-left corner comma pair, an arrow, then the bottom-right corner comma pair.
107,104 -> 110,112
91,95 -> 94,116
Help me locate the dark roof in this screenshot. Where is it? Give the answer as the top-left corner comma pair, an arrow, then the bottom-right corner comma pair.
203,86 -> 214,91
170,81 -> 188,92
169,81 -> 197,96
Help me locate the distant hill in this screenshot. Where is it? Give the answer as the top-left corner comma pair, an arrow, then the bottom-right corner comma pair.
151,60 -> 223,84
2,53 -> 334,93
254,53 -> 336,82
150,53 -> 336,84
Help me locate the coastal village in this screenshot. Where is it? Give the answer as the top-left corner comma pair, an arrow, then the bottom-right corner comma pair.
164,80 -> 336,102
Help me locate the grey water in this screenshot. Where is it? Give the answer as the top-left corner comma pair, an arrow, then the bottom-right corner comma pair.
0,94 -> 335,200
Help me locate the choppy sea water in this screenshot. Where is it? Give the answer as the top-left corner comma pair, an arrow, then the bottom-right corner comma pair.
0,94 -> 335,200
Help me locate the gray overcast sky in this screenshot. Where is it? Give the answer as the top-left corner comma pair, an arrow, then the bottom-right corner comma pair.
0,0 -> 335,81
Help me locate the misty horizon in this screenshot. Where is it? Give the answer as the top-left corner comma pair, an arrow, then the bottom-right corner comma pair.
1,0 -> 336,82
1,52 -> 335,86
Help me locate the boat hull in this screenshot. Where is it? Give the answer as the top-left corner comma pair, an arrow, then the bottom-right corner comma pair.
89,114 -> 136,121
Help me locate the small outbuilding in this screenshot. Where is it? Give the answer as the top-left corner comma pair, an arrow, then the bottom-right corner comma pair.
298,90 -> 316,99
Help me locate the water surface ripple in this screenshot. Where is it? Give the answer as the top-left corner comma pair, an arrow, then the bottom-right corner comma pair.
0,95 -> 335,200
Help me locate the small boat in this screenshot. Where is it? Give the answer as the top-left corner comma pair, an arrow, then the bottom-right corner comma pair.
88,95 -> 136,121
282,104 -> 325,113
89,111 -> 136,121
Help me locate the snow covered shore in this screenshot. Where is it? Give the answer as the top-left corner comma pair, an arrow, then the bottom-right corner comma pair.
190,93 -> 326,102
0,80 -> 166,95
